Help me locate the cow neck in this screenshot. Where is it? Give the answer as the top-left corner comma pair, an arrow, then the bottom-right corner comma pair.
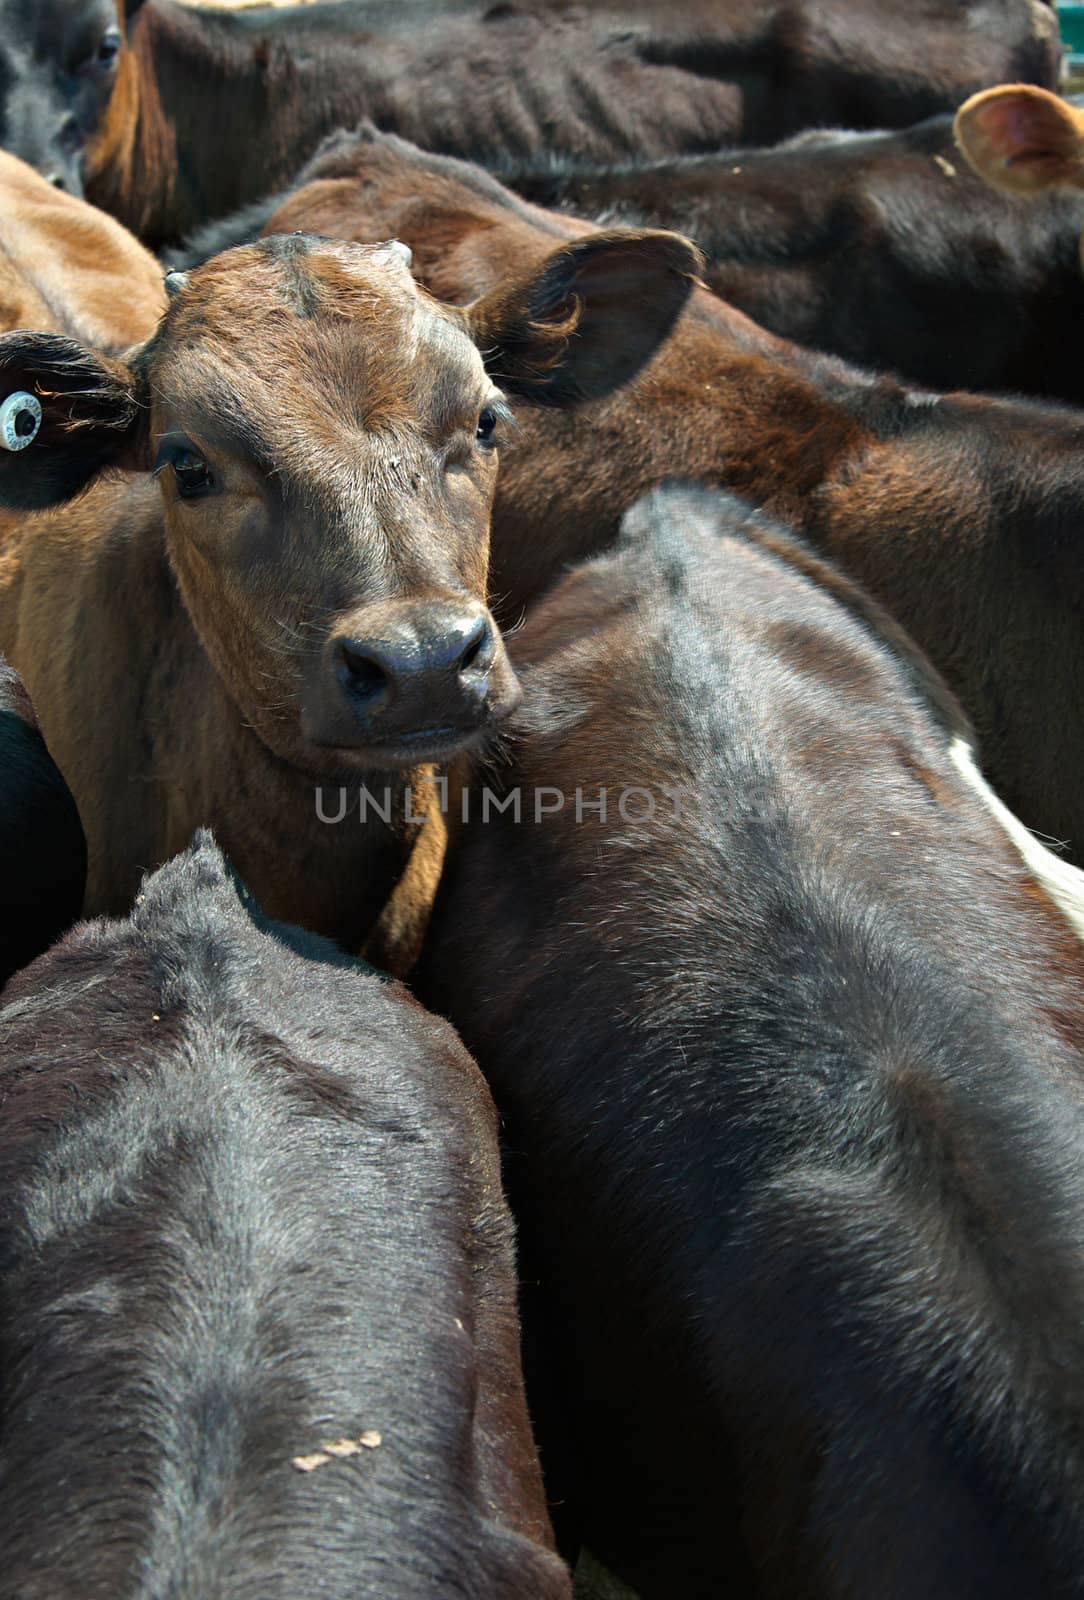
119,516 -> 434,965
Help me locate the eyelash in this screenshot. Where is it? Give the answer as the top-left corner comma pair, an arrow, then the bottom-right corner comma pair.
476,401 -> 516,451
172,453 -> 214,497
153,445 -> 215,499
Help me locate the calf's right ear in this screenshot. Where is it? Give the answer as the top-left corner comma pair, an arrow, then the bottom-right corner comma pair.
0,332 -> 146,512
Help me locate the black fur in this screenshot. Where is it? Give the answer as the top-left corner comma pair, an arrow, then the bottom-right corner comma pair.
419,484 -> 1084,1598
503,107 -> 1084,403
0,658 -> 85,986
0,0 -> 121,196
0,332 -> 143,511
0,834 -> 568,1599
1,0 -> 1060,246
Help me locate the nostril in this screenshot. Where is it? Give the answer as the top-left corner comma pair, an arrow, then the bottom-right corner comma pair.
47,173 -> 66,190
338,641 -> 390,705
458,616 -> 494,676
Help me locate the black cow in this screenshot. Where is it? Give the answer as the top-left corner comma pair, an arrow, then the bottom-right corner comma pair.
0,0 -> 128,197
419,484 -> 1084,1598
0,833 -> 570,1599
507,107 -> 1084,401
0,0 -> 1060,246
0,656 -> 85,987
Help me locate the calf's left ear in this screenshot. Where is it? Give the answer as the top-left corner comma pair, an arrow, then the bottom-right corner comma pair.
466,229 -> 703,406
0,332 -> 147,512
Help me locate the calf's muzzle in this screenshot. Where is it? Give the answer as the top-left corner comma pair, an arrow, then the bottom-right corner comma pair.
303,600 -> 519,765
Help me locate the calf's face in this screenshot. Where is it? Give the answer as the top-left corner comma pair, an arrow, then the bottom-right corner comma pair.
0,228 -> 700,773
0,0 -> 138,195
146,236 -> 516,770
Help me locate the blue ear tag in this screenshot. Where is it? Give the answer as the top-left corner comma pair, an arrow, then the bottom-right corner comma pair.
0,392 -> 42,452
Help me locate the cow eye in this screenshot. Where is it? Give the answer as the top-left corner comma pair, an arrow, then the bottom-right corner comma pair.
172,451 -> 214,498
96,26 -> 122,67
476,407 -> 499,446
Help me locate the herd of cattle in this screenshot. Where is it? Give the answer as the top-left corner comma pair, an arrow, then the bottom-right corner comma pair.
9,0 -> 1084,1595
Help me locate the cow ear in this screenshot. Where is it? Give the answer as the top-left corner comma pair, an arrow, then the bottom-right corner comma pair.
0,332 -> 147,512
466,229 -> 702,406
955,85 -> 1084,194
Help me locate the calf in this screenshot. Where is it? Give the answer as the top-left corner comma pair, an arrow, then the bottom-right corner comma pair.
0,147 -> 163,347
506,109 -> 1084,401
0,832 -> 570,1598
0,0 -> 1061,248
418,483 -> 1084,1599
0,656 -> 85,986
202,125 -> 1084,865
0,226 -> 696,971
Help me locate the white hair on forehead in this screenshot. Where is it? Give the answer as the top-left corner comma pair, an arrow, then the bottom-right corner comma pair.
322,237 -> 415,277
306,237 -> 428,359
370,239 -> 413,270
416,306 -> 484,371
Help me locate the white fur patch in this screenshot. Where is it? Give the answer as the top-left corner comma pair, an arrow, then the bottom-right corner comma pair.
949,735 -> 1084,943
372,239 -> 414,271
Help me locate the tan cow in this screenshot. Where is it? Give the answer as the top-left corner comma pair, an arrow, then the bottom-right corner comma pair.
0,147 -> 163,345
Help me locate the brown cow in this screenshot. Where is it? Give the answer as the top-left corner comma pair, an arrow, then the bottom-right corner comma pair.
0,0 -> 1061,249
0,147 -> 163,346
194,125 -> 1084,872
418,482 -> 1084,1598
0,227 -> 697,971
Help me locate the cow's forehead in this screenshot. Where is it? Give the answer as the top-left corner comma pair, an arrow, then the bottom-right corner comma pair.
147,241 -> 489,460
160,237 -> 449,346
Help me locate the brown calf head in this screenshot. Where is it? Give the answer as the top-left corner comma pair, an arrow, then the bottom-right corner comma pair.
0,228 -> 699,773
955,84 -> 1084,195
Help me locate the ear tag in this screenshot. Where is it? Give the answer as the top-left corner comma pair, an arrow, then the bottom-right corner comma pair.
0,392 -> 42,452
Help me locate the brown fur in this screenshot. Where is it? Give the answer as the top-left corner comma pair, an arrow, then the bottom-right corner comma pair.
256,128 -> 1084,856
362,770 -> 449,975
0,223 -> 698,969
0,243 -> 507,969
0,147 -> 164,347
85,1 -> 180,245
